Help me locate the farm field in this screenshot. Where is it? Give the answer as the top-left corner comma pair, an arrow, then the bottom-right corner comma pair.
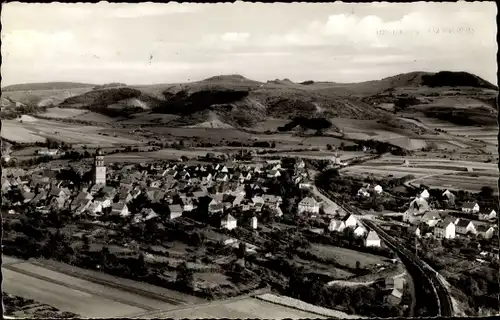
3,264 -> 146,318
309,244 -> 388,269
137,296 -> 330,319
344,154 -> 498,193
2,120 -> 47,143
41,107 -> 87,118
2,118 -> 141,145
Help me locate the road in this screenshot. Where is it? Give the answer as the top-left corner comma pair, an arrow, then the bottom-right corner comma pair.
2,256 -> 196,318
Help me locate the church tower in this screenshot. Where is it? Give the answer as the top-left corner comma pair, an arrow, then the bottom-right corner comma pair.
93,148 -> 106,185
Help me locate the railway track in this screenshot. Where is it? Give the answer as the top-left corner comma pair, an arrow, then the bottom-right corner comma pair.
317,187 -> 454,317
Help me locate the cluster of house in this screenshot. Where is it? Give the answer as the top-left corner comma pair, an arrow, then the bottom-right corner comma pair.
325,212 -> 382,248
357,184 -> 384,198
403,189 -> 498,241
2,152 -> 324,233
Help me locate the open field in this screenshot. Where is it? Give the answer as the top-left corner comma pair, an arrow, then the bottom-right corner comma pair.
41,107 -> 87,118
2,120 -> 47,143
133,296 -> 332,319
33,259 -> 204,305
343,154 -> 498,193
2,257 -> 203,318
3,265 -> 146,318
309,244 -> 387,269
2,118 -> 142,145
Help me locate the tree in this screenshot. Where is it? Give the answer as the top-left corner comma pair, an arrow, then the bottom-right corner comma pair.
176,262 -> 194,290
326,144 -> 333,150
356,261 -> 361,270
237,242 -> 247,259
479,186 -> 494,198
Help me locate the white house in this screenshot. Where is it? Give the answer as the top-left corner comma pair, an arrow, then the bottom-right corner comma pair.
442,190 -> 456,204
357,187 -> 370,198
365,230 -> 381,247
328,219 -> 346,232
479,209 -> 497,221
373,185 -> 383,194
421,211 -> 441,227
343,214 -> 358,228
462,202 -> 480,214
111,202 -> 129,217
168,204 -> 183,220
221,214 -> 237,230
354,225 -> 368,237
298,197 -> 320,214
267,170 -> 281,178
434,218 -> 456,239
420,189 -> 430,200
476,224 -> 495,239
455,219 -> 476,235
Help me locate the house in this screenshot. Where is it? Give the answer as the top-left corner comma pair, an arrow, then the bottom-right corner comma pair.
295,159 -> 306,169
365,230 -> 381,247
322,202 -> 339,215
215,173 -> 229,182
434,218 -> 456,239
373,185 -> 383,194
409,225 -> 421,238
357,187 -> 370,198
404,197 -> 430,223
479,209 -> 497,221
94,197 -> 112,208
168,204 -> 183,220
111,202 -> 129,217
273,206 -> 283,218
221,214 -> 237,230
328,219 -> 346,232
386,289 -> 403,305
442,190 -> 456,204
421,211 -> 441,227
298,197 -> 320,214
343,214 -> 358,228
354,225 -> 367,237
462,202 -> 480,214
299,183 -> 312,190
419,189 -> 430,199
267,170 -> 281,178
476,224 -> 495,239
455,219 -> 476,236
180,197 -> 195,212
208,199 -> 224,214
74,199 -> 92,215
250,216 -> 258,230
87,202 -> 103,215
385,277 -> 405,291
145,188 -> 166,203
22,192 -> 35,203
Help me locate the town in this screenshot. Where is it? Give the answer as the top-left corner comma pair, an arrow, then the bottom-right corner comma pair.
2,145 -> 498,318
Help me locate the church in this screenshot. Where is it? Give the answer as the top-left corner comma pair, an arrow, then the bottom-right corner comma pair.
93,148 -> 106,185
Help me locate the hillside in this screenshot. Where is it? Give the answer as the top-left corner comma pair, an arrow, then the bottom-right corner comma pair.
3,71 -> 497,129
2,82 -> 96,92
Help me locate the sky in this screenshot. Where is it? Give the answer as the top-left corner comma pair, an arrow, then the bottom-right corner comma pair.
1,1 -> 498,86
